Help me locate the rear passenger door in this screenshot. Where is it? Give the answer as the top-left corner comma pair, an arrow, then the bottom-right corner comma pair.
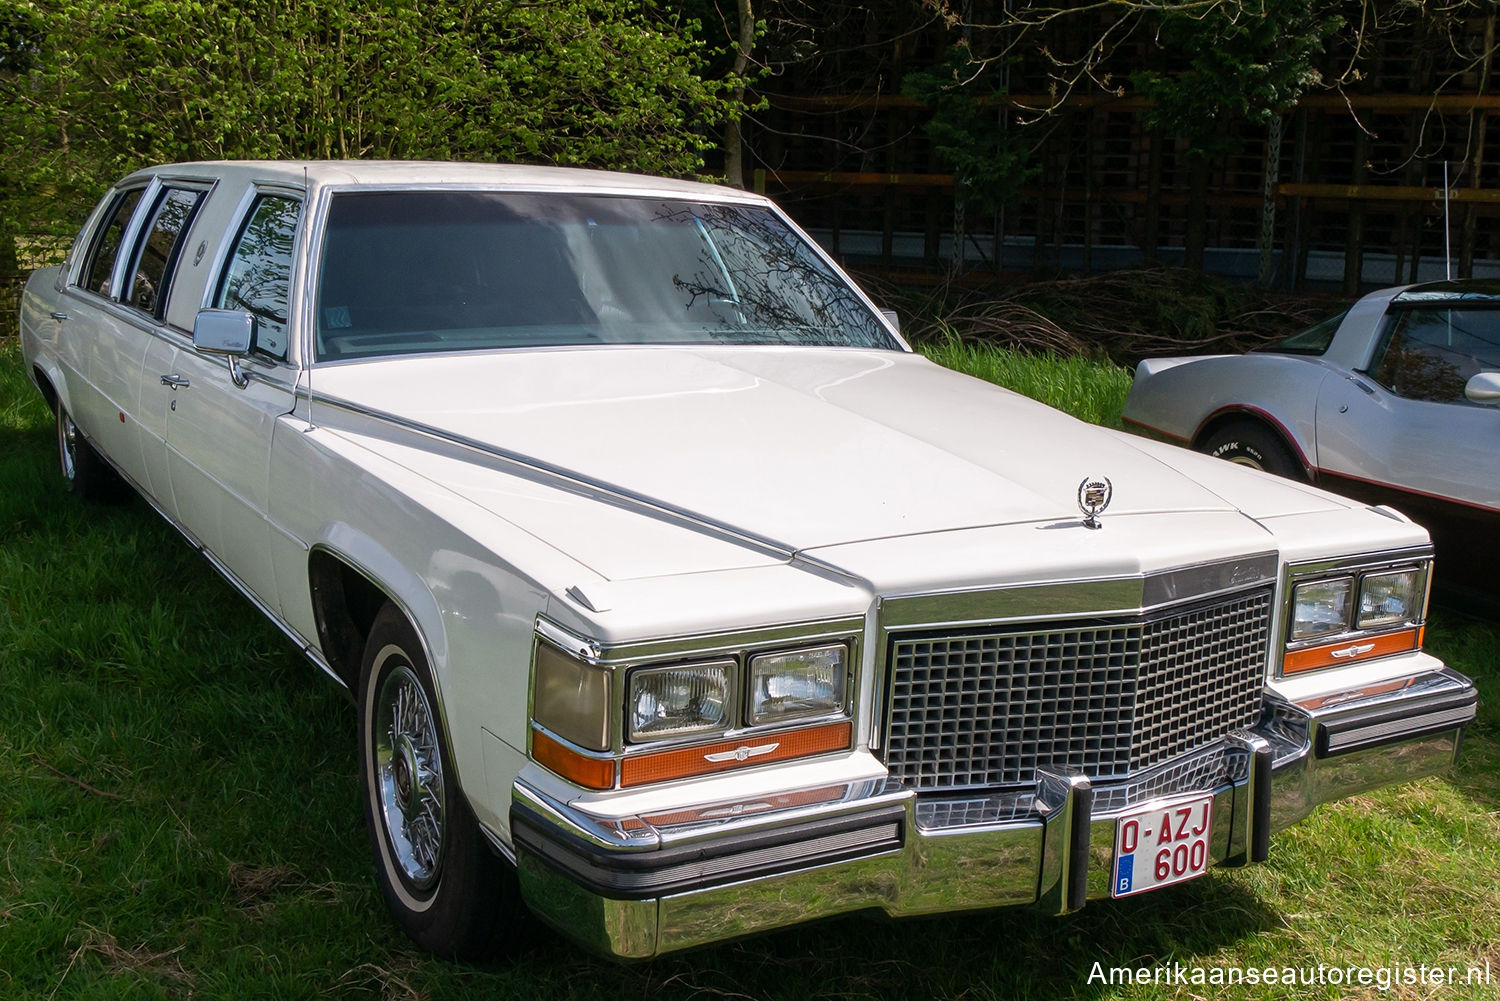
158,191 -> 303,609
63,180 -> 208,494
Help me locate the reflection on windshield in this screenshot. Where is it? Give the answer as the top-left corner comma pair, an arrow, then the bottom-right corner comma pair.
315,192 -> 896,360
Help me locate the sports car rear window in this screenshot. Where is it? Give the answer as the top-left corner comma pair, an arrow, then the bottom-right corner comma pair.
313,191 -> 897,360
1257,308 -> 1347,356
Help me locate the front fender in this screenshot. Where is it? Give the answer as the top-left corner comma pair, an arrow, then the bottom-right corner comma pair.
308,530 -> 450,677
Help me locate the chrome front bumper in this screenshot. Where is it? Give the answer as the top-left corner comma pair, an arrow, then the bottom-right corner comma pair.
509,668 -> 1477,959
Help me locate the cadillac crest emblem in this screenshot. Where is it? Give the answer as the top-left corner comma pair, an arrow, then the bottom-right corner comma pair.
1077,475 -> 1113,529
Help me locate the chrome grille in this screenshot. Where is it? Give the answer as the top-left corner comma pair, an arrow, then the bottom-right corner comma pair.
884,588 -> 1271,792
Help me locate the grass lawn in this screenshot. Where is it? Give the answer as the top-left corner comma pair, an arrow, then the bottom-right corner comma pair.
2,337 -> 1496,1000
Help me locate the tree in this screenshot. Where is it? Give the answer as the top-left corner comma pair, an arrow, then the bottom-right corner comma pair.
0,0 -> 729,244
1132,0 -> 1340,274
903,39 -> 1039,274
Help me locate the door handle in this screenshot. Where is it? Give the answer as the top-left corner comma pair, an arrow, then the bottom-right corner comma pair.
160,374 -> 190,389
50,311 -> 68,321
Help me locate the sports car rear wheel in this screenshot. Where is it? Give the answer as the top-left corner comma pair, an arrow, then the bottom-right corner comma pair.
1200,421 -> 1307,481
358,603 -> 526,957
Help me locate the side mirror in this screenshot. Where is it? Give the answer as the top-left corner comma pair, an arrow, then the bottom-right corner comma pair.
1464,371 -> 1500,405
193,308 -> 258,388
880,308 -> 900,333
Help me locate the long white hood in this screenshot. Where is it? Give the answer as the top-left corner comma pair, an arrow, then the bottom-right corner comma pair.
312,346 -> 1355,566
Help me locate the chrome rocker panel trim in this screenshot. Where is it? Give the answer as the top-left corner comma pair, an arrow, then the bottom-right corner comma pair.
508,667 -> 1475,959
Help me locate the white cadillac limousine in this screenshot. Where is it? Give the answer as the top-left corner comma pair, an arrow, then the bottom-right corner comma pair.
19,161 -> 1478,958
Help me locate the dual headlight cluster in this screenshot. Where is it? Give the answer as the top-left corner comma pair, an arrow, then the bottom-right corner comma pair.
627,643 -> 847,742
532,638 -> 849,755
1289,566 -> 1425,642
1285,562 -> 1428,675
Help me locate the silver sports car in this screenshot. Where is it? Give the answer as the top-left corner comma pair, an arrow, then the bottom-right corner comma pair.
1122,280 -> 1500,604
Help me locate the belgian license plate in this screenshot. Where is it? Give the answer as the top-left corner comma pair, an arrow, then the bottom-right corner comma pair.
1112,794 -> 1214,898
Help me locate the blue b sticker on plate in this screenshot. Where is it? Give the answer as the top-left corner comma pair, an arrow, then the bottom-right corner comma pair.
1115,854 -> 1134,895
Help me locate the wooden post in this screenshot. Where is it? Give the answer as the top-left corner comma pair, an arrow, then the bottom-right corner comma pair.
1052,112 -> 1071,269
1144,126 -> 1163,264
1344,127 -> 1370,295
1460,14 -> 1496,278
924,190 -> 941,268
1257,115 -> 1284,287
1284,108 -> 1308,291
1033,129 -> 1050,271
1185,154 -> 1208,271
1083,108 -> 1096,273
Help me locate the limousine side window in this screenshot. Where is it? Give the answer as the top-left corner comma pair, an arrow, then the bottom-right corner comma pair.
123,187 -> 206,318
214,194 -> 301,361
81,188 -> 145,297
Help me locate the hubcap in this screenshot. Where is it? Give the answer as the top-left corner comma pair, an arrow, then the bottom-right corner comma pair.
374,663 -> 445,891
1227,456 -> 1264,470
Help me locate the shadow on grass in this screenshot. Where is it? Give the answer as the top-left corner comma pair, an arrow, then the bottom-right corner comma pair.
1426,611 -> 1500,815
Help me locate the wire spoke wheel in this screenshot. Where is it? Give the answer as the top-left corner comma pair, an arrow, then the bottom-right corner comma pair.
57,407 -> 79,482
358,603 -> 525,957
374,663 -> 446,890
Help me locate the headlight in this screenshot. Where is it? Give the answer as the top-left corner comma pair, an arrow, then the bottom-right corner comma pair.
1290,577 -> 1353,642
748,644 -> 846,726
627,661 -> 731,742
532,641 -> 611,751
1357,568 -> 1421,629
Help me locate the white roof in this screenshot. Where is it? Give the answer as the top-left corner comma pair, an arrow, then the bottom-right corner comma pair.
117,159 -> 765,204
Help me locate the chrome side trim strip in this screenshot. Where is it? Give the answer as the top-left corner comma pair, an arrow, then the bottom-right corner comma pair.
310,393 -> 799,562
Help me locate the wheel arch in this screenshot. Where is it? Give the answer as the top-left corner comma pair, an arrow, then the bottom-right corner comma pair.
1191,405 -> 1317,483
30,357 -> 68,416
307,539 -> 450,680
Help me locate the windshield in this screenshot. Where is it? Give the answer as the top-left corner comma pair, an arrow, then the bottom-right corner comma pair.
315,191 -> 897,360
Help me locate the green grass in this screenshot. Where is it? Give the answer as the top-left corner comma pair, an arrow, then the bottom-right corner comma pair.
1,337 -> 1496,1000
915,338 -> 1135,428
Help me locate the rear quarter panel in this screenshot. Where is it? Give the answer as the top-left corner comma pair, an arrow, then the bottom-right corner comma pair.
1124,354 -> 1331,466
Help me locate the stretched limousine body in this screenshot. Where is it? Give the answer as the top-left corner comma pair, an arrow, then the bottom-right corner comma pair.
20,161 -> 1477,958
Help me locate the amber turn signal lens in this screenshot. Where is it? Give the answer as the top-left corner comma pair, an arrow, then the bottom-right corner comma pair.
531,728 -> 615,790
1283,627 -> 1419,675
620,720 -> 851,787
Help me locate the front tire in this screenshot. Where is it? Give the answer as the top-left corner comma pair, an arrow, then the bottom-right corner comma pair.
1199,421 -> 1307,482
358,603 -> 523,958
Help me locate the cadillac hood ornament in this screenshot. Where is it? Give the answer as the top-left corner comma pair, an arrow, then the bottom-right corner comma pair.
1077,475 -> 1113,529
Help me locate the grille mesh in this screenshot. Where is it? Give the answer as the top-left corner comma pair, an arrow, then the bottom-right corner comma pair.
885,588 -> 1271,791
